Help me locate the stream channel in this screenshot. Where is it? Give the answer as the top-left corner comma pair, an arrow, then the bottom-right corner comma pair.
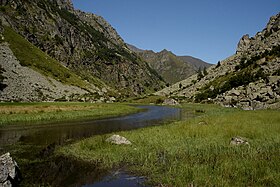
0,105 -> 184,186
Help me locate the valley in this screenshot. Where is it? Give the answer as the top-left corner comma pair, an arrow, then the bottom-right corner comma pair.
0,0 -> 279,186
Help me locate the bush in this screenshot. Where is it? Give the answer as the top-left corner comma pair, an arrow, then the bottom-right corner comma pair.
0,6 -> 6,12
155,98 -> 164,104
216,61 -> 221,68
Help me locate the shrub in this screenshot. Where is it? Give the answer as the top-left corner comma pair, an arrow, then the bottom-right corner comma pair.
216,61 -> 221,68
0,6 -> 6,12
197,68 -> 204,80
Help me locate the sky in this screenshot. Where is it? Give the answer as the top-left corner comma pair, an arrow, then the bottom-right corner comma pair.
72,0 -> 280,64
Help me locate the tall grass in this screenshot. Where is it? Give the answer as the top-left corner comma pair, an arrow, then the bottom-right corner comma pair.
0,102 -> 140,126
58,104 -> 280,186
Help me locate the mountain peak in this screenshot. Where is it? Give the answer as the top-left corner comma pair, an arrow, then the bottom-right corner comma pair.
128,44 -> 211,84
159,49 -> 170,54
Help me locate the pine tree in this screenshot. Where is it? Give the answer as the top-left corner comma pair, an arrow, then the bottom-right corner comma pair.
197,67 -> 204,80
203,67 -> 208,76
216,61 -> 221,68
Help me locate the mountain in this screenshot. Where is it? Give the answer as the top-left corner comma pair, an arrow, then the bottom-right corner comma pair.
156,13 -> 280,110
178,56 -> 211,70
0,0 -> 165,102
128,44 -> 211,84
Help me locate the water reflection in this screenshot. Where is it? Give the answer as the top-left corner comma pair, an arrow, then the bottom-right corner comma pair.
0,105 -> 181,147
0,105 -> 182,187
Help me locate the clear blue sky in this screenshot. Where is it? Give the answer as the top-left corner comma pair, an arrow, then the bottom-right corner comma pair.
72,0 -> 280,64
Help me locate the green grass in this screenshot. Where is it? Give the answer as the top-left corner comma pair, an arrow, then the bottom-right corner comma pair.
3,26 -> 94,91
128,95 -> 167,104
0,102 -> 141,126
58,104 -> 280,186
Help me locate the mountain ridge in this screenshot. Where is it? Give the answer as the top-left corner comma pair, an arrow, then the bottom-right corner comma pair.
127,44 -> 211,84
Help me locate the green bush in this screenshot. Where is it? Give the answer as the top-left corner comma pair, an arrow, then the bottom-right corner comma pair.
0,6 -> 7,12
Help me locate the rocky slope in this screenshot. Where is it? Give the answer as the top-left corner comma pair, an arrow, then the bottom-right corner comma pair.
156,13 -> 280,110
0,0 -> 165,102
128,44 -> 211,84
0,42 -> 93,102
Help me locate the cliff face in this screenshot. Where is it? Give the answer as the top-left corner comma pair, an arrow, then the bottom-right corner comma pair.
128,44 -> 211,84
156,13 -> 280,110
0,0 -> 164,100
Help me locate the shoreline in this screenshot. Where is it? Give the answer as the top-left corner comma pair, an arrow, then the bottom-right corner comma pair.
0,102 -> 142,127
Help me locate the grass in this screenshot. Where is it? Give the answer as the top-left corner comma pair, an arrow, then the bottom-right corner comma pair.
128,95 -> 167,104
0,102 -> 141,126
3,26 -> 94,91
58,104 -> 280,186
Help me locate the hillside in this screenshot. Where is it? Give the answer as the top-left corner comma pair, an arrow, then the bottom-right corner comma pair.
128,44 -> 211,84
156,13 -> 280,110
0,0 -> 165,102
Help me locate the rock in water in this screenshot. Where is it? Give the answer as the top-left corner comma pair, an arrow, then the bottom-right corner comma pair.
0,153 -> 21,186
230,137 -> 249,146
106,135 -> 132,145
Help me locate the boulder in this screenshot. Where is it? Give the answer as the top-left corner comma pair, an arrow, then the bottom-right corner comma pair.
230,137 -> 249,146
106,135 -> 132,145
0,153 -> 21,187
162,98 -> 179,105
228,89 -> 241,96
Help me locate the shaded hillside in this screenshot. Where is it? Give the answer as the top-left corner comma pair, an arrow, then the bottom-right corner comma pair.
0,0 -> 165,101
128,44 -> 211,84
156,13 -> 280,110
178,56 -> 211,70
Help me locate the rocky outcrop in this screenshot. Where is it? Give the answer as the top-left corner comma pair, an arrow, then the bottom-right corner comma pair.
0,153 -> 21,187
50,0 -> 74,11
236,34 -> 250,54
236,13 -> 280,56
215,75 -> 280,110
0,0 -> 164,98
156,13 -> 280,110
106,135 -> 132,145
128,44 -> 211,84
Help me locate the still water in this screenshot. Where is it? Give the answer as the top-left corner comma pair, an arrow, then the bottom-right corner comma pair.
0,105 -> 182,186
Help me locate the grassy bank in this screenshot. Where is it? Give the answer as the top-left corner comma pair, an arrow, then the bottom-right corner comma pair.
0,102 -> 141,126
58,104 -> 280,186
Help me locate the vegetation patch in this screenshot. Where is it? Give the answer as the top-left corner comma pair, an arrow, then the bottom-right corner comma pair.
0,102 -> 141,126
58,104 -> 280,186
129,95 -> 167,104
